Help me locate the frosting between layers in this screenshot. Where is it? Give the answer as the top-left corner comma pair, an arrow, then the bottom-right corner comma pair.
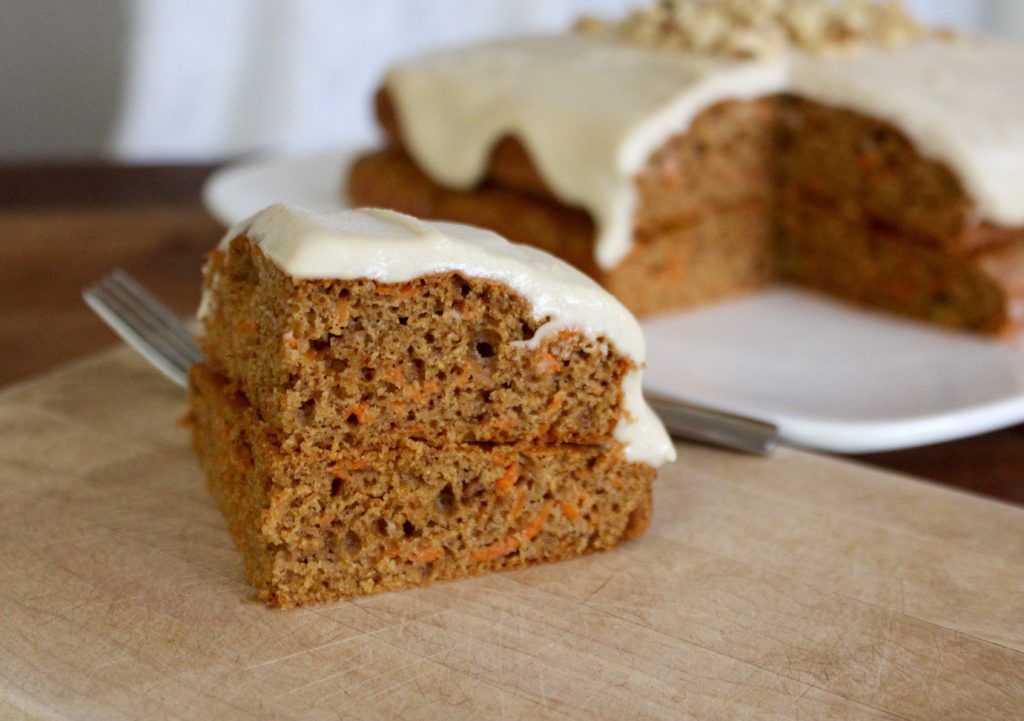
209,203 -> 676,467
385,34 -> 1024,270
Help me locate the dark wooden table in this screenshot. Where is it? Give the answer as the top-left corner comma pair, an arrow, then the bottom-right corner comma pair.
3,163 -> 1022,505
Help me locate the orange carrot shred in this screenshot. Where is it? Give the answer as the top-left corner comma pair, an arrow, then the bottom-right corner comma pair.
495,463 -> 519,492
539,353 -> 560,374
469,500 -> 552,563
560,500 -> 578,521
409,545 -> 444,563
346,403 -> 371,424
523,500 -> 552,541
469,535 -> 520,564
507,487 -> 527,523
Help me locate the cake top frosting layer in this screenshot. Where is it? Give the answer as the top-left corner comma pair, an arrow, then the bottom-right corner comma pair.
217,203 -> 676,467
387,35 -> 787,269
385,34 -> 1024,270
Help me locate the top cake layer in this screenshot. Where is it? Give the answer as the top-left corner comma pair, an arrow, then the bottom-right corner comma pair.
384,33 -> 1024,270
200,204 -> 675,467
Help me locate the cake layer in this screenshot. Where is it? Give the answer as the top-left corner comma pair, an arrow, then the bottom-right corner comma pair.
777,202 -> 1023,332
775,95 -> 976,253
201,230 -> 635,447
190,364 -> 656,607
349,148 -> 775,317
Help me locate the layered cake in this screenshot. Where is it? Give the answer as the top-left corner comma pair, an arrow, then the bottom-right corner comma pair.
190,203 -> 675,607
349,0 -> 1024,332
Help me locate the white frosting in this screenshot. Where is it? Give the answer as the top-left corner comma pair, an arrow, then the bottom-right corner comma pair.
212,203 -> 676,467
386,34 -> 1024,269
387,35 -> 787,269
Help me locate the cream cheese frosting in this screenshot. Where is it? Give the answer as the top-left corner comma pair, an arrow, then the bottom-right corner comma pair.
208,203 -> 676,467
385,34 -> 1024,270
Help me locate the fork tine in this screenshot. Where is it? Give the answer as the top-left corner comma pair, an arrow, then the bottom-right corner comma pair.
83,286 -> 191,389
90,282 -> 201,370
107,268 -> 204,362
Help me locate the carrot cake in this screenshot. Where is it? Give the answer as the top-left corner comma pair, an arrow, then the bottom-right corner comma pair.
348,0 -> 1024,333
190,203 -> 675,607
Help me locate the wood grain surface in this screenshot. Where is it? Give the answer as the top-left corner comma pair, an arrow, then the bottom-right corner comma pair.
0,349 -> 1021,720
2,163 -> 1024,505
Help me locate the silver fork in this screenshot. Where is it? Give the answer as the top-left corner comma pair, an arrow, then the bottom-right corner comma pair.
83,269 -> 778,455
83,268 -> 203,389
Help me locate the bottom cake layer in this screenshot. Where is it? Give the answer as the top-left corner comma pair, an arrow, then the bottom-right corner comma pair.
189,365 -> 656,607
777,203 -> 1023,333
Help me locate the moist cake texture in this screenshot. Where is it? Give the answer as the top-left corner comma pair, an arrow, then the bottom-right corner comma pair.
191,366 -> 654,607
348,2 -> 1024,333
191,204 -> 674,607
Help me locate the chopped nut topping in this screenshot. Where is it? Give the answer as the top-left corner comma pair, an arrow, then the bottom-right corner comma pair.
575,0 -> 947,60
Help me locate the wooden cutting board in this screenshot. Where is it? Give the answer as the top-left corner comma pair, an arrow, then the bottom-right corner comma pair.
1,349 -> 1022,721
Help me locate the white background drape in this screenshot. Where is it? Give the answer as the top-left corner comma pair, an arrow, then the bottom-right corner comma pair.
1,0 -> 1020,162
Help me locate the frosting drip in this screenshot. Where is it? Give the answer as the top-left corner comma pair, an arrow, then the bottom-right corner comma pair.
210,203 -> 676,467
386,34 -> 1024,269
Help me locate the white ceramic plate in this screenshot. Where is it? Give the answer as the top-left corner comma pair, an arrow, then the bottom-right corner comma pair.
204,149 -> 1024,453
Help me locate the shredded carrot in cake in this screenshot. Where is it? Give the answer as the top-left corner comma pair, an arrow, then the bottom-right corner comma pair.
469,500 -> 553,563
523,500 -> 552,541
560,500 -> 579,521
469,535 -> 520,563
408,545 -> 444,563
493,416 -> 518,432
495,462 -> 519,492
345,403 -> 372,424
507,487 -> 527,523
539,353 -> 561,374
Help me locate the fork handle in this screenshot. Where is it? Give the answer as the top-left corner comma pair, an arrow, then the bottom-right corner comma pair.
646,393 -> 778,456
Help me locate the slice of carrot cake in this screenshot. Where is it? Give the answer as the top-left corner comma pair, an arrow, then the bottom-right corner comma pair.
190,203 -> 675,607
